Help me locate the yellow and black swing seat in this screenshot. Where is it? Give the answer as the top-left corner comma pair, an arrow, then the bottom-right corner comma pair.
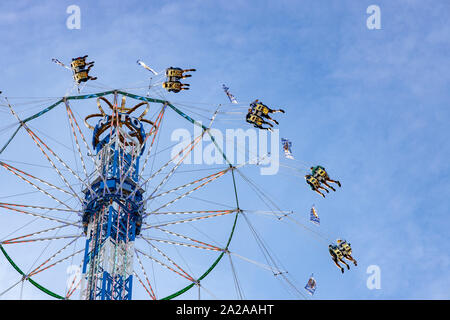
71,58 -> 86,70
306,175 -> 320,189
163,81 -> 186,91
254,103 -> 269,115
331,247 -> 344,260
316,168 -> 327,177
247,114 -> 263,126
340,242 -> 352,255
166,68 -> 184,78
74,70 -> 89,82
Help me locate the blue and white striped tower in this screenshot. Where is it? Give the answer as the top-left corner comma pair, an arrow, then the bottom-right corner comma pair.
80,96 -> 148,300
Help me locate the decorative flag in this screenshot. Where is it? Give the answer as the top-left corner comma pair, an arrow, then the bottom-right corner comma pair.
281,138 -> 294,159
222,84 -> 238,104
304,274 -> 317,295
137,59 -> 158,75
309,205 -> 320,225
51,58 -> 71,70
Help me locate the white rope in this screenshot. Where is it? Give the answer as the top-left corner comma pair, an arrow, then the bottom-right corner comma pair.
142,210 -> 235,230
229,251 -> 286,274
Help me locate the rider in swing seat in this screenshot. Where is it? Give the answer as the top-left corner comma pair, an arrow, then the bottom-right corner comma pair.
305,174 -> 329,198
246,112 -> 273,132
71,55 -> 94,73
311,165 -> 341,191
248,107 -> 280,125
165,67 -> 196,79
74,68 -> 97,84
162,80 -> 190,93
250,99 -> 285,114
329,244 -> 349,273
337,239 -> 357,266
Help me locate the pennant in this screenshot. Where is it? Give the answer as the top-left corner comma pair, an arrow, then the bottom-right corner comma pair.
309,205 -> 320,225
281,138 -> 294,159
222,84 -> 238,104
305,274 -> 317,295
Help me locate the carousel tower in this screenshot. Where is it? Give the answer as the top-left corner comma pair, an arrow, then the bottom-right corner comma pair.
80,95 -> 151,300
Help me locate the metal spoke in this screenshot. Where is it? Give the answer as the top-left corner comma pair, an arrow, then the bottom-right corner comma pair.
145,170 -> 229,216
0,204 -> 79,225
134,252 -> 157,300
139,235 -> 224,252
0,161 -> 78,210
28,236 -> 82,277
2,234 -> 81,244
135,248 -> 195,282
153,227 -> 222,251
28,248 -> 84,277
1,225 -> 72,244
140,237 -> 195,282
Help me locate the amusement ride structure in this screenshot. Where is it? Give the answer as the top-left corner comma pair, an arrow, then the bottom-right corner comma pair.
0,57 -> 354,300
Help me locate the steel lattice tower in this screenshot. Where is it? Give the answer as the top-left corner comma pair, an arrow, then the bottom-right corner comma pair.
80,96 -> 148,300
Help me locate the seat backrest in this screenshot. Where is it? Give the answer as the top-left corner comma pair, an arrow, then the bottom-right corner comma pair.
74,71 -> 88,81
71,59 -> 85,69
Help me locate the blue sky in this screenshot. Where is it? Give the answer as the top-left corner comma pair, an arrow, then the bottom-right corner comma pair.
0,0 -> 449,299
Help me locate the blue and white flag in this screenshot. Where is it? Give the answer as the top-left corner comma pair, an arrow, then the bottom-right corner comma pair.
309,206 -> 320,225
304,274 -> 317,295
281,138 -> 294,159
222,84 -> 238,104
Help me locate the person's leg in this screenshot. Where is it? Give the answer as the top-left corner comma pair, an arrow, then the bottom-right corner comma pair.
322,181 -> 336,192
332,258 -> 344,273
260,126 -> 273,132
318,185 -> 329,193
265,116 -> 279,125
263,120 -> 273,127
315,189 -> 326,198
257,125 -> 268,131
346,255 -> 357,266
327,178 -> 341,187
339,258 -> 350,270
